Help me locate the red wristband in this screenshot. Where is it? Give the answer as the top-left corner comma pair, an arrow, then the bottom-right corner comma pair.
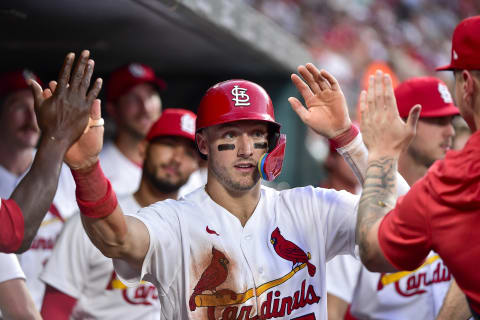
329,124 -> 359,149
71,162 -> 118,219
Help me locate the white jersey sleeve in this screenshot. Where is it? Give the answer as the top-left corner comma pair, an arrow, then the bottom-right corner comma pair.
40,214 -> 94,299
113,199 -> 182,293
326,254 -> 361,303
0,253 -> 25,283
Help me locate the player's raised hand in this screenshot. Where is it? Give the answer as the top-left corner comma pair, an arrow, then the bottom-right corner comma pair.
65,98 -> 104,170
29,50 -> 103,150
289,63 -> 351,138
360,70 -> 421,158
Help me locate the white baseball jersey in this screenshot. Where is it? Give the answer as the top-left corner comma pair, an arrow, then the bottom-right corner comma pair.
178,168 -> 207,198
100,142 -> 142,197
113,185 -> 359,320
0,160 -> 77,309
41,194 -> 160,319
0,253 -> 26,318
0,253 -> 25,283
326,252 -> 453,320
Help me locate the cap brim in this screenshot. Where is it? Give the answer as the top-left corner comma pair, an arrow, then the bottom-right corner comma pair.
435,64 -> 455,71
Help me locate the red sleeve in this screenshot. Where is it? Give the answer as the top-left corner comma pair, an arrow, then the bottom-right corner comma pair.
0,198 -> 24,253
377,179 -> 432,271
41,285 -> 77,320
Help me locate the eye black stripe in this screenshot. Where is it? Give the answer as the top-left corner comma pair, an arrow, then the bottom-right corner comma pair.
254,142 -> 268,149
218,144 -> 235,151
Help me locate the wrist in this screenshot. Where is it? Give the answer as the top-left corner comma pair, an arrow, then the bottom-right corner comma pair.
368,150 -> 400,162
329,123 -> 359,149
71,161 -> 118,218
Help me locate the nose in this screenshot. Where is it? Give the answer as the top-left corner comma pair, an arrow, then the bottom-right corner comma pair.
443,122 -> 455,139
237,133 -> 253,158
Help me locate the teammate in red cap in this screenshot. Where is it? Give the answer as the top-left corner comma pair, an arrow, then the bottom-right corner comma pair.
0,51 -> 102,317
327,76 -> 461,320
100,63 -> 165,196
356,15 -> 480,319
40,108 -> 198,320
59,60 -> 409,318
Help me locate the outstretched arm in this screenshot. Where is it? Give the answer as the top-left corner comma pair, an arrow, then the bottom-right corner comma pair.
356,70 -> 421,272
1,50 -> 102,253
64,77 -> 148,272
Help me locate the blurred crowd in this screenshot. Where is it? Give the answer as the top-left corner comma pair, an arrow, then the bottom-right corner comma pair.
246,0 -> 480,116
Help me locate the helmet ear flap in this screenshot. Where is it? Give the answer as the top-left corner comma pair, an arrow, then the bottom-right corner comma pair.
267,124 -> 280,152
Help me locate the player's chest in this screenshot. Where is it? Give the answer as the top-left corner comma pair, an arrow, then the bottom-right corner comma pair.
185,217 -> 324,320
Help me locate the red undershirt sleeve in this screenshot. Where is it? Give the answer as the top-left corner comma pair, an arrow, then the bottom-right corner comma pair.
41,285 -> 77,320
378,179 -> 432,271
0,198 -> 24,253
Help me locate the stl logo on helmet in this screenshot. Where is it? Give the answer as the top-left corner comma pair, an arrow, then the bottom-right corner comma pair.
438,83 -> 453,104
231,85 -> 251,106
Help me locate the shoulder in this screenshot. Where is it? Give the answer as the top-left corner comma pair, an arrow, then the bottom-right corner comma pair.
274,185 -> 358,206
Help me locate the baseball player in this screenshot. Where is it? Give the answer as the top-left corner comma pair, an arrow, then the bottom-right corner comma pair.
327,77 -> 461,320
40,109 -> 199,319
63,60 -> 410,319
0,253 -> 40,319
356,16 -> 480,319
100,63 -> 164,196
0,51 -> 103,310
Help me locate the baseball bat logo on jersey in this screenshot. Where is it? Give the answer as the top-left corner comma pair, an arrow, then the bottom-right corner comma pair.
377,255 -> 451,297
231,85 -> 251,106
189,228 -> 320,319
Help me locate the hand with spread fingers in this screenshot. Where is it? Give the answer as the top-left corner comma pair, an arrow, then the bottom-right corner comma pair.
29,50 -> 102,150
289,63 -> 352,138
359,70 -> 421,158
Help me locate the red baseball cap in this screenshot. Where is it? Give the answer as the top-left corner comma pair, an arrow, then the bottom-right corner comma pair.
107,63 -> 166,102
395,77 -> 459,118
146,108 -> 196,142
0,69 -> 43,97
436,16 -> 480,71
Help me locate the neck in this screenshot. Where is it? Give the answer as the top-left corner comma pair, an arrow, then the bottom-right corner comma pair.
0,141 -> 34,176
134,179 -> 178,207
114,131 -> 143,165
205,170 -> 261,227
398,153 -> 428,186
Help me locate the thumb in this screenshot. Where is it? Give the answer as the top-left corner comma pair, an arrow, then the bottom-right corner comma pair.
28,79 -> 44,109
406,104 -> 421,133
90,99 -> 102,120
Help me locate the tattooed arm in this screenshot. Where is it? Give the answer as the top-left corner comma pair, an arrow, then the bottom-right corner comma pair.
356,70 -> 421,272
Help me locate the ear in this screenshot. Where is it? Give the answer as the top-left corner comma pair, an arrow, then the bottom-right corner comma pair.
196,131 -> 209,158
462,70 -> 475,109
138,139 -> 148,161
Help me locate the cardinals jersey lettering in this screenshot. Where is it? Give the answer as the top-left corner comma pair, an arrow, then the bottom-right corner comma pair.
113,185 -> 358,319
41,194 -> 160,320
326,252 -> 454,320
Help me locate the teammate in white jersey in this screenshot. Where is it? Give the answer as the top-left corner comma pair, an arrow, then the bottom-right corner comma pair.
100,63 -> 164,197
40,108 -> 199,319
0,52 -> 102,316
326,77 -> 470,320
64,63 -> 409,319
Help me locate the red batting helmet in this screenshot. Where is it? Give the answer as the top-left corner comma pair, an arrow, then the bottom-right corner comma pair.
196,79 -> 280,133
0,69 -> 43,98
196,79 -> 285,181
146,108 -> 196,142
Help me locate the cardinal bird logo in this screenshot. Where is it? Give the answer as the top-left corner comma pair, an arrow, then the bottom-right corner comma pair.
270,227 -> 316,277
189,247 -> 229,311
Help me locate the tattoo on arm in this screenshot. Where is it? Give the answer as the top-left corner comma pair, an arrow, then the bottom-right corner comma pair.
356,157 -> 398,264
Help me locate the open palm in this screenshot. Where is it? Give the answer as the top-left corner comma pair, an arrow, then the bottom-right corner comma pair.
289,63 -> 351,138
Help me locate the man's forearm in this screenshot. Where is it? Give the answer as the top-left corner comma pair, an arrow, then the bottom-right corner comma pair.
436,280 -> 471,320
356,155 -> 398,268
10,137 -> 68,252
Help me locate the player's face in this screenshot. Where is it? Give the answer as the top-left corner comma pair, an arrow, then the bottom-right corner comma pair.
143,136 -> 198,193
407,116 -> 455,167
114,83 -> 162,139
0,89 -> 39,149
205,120 -> 269,192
